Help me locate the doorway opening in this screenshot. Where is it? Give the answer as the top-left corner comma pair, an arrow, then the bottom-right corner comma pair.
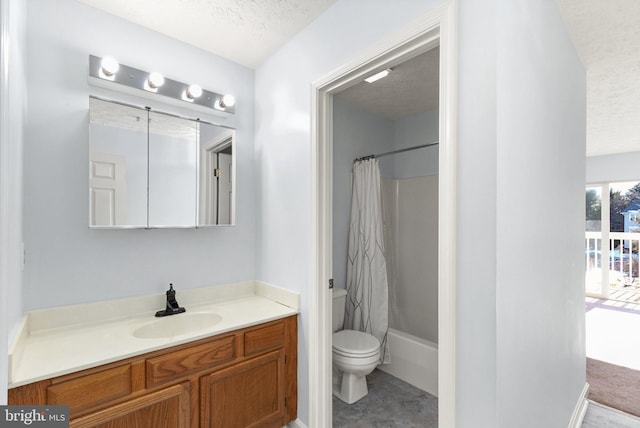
199,131 -> 234,225
586,181 -> 640,302
331,46 -> 439,426
584,180 -> 640,417
309,3 -> 457,426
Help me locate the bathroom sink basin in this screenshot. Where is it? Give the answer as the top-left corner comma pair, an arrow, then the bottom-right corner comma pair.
133,312 -> 222,339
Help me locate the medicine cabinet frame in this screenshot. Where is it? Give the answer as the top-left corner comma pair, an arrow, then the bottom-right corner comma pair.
88,96 -> 236,229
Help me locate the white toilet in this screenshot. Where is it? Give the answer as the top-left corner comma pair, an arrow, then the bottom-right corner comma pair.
332,288 -> 381,404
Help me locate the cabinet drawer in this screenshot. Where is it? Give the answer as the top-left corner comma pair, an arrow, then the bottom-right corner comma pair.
146,335 -> 236,388
47,364 -> 134,415
244,322 -> 285,357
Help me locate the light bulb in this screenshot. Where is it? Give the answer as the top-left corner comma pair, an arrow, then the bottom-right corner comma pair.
100,56 -> 119,77
220,94 -> 235,108
148,72 -> 165,89
187,84 -> 203,99
364,69 -> 390,83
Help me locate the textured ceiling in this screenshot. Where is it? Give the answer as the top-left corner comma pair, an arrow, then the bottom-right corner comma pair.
335,48 -> 439,121
77,0 -> 336,68
80,0 -> 434,121
82,1 -> 640,146
557,0 -> 640,157
90,98 -> 197,139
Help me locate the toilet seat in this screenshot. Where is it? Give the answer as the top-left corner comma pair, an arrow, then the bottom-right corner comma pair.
332,330 -> 380,358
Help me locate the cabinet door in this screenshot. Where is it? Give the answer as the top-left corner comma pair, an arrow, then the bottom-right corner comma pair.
200,350 -> 285,428
70,382 -> 190,428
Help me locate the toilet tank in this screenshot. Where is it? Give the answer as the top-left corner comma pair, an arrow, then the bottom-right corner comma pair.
332,288 -> 347,333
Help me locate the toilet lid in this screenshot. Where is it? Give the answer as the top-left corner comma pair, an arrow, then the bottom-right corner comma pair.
333,330 -> 380,356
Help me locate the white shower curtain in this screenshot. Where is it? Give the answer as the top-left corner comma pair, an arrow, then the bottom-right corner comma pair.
344,158 -> 390,364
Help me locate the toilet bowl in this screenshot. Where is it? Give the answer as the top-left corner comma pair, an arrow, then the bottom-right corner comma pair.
332,289 -> 381,404
332,329 -> 381,404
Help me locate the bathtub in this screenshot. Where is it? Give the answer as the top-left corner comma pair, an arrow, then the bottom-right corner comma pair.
378,328 -> 438,397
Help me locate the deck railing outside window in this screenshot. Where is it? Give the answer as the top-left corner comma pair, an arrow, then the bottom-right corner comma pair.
585,232 -> 640,298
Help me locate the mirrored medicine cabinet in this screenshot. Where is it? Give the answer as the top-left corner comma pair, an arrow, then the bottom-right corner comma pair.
89,97 -> 235,228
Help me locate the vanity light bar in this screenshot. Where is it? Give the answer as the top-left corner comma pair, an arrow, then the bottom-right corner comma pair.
88,55 -> 235,114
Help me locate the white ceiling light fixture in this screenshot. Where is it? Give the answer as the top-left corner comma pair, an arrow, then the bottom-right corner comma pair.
186,84 -> 203,100
99,56 -> 119,80
144,72 -> 165,92
364,69 -> 391,83
215,94 -> 236,110
88,55 -> 236,115
148,72 -> 165,88
221,94 -> 235,108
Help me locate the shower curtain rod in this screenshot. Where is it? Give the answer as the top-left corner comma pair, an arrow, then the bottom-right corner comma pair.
353,141 -> 439,163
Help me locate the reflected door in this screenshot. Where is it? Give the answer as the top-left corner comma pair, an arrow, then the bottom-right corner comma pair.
89,98 -> 147,227
89,152 -> 126,226
198,124 -> 234,226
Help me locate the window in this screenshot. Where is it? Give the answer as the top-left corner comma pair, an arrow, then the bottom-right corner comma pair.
585,181 -> 640,299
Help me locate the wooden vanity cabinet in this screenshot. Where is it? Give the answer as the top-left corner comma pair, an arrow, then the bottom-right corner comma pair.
200,349 -> 285,428
71,382 -> 191,428
8,315 -> 297,428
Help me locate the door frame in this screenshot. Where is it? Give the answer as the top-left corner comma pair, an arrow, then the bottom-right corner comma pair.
199,132 -> 234,225
309,1 -> 458,426
0,0 -> 10,404
585,182 -> 611,299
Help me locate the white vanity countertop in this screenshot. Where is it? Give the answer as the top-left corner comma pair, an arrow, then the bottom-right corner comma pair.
8,281 -> 299,388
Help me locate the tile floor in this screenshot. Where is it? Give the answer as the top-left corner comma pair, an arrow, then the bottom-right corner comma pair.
332,369 -> 640,427
333,369 -> 437,427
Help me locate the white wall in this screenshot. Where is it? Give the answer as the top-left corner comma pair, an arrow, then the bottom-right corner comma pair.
587,151 -> 640,184
0,0 -> 25,404
332,98 -> 394,291
391,110 -> 439,344
258,0 -> 586,426
493,1 -> 586,427
23,0 -> 256,310
394,109 -> 439,178
387,175 -> 439,343
148,131 -> 198,227
333,100 -> 440,344
254,1 -> 445,423
458,0 -> 587,425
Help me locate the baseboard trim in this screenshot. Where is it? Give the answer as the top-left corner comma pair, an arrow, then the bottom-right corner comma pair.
567,382 -> 589,428
286,419 -> 308,428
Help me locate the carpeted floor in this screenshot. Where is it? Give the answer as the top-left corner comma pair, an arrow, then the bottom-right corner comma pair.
587,357 -> 640,418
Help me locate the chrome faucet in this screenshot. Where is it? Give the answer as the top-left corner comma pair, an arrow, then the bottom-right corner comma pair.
155,283 -> 186,317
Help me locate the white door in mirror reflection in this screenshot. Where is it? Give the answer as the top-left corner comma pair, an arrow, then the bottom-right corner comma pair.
89,152 -> 126,226
200,133 -> 233,225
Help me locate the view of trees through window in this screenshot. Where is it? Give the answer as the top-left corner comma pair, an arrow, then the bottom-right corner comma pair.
610,182 -> 640,232
585,186 -> 601,231
586,182 -> 640,232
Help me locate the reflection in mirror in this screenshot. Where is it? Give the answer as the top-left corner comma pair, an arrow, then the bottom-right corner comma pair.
198,123 -> 235,226
89,98 -> 147,227
89,97 -> 235,228
148,111 -> 197,227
